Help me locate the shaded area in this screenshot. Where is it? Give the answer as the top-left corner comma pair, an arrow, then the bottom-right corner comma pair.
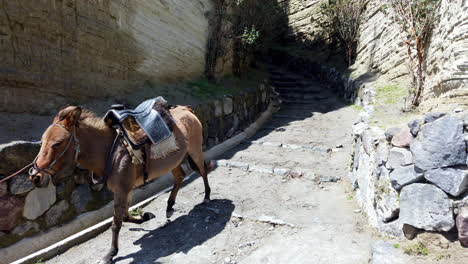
113,199 -> 234,264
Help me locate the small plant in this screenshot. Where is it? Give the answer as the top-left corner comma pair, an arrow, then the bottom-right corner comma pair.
435,253 -> 451,261
129,207 -> 143,217
347,195 -> 354,200
393,243 -> 400,248
318,0 -> 368,66
351,104 -> 364,111
241,26 -> 260,46
34,259 -> 44,264
387,0 -> 441,108
403,241 -> 429,256
375,84 -> 407,105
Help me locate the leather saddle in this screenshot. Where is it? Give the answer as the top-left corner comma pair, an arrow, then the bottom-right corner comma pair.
103,97 -> 173,148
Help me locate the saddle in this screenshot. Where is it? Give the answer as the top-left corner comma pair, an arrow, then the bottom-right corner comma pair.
104,97 -> 174,148
100,97 -> 178,185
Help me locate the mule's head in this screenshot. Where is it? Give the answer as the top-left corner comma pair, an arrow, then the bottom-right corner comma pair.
29,106 -> 82,187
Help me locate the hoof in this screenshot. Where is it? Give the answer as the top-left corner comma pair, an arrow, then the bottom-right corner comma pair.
166,209 -> 174,219
143,212 -> 155,221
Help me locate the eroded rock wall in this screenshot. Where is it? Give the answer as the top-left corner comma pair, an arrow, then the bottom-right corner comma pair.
0,0 -> 212,113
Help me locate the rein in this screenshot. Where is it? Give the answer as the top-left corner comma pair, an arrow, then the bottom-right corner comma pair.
0,123 -> 80,184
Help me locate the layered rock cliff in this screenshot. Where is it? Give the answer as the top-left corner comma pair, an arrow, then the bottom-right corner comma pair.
0,0 -> 212,113
280,0 -> 468,106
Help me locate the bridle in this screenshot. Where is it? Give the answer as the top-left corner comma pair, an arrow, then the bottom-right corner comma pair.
28,123 -> 80,178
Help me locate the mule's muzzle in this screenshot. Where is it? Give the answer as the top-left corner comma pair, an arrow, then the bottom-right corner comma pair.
29,167 -> 51,188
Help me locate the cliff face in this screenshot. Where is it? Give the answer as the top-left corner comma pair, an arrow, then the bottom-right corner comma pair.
281,0 -> 468,105
0,0 -> 212,113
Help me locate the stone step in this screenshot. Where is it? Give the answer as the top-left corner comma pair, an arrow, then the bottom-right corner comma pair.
275,87 -> 324,94
280,93 -> 331,101
269,76 -> 297,82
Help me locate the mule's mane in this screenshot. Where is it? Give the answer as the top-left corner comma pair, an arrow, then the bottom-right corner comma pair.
78,109 -> 108,131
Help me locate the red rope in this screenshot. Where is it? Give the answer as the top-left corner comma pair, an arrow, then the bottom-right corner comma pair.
0,162 -> 34,184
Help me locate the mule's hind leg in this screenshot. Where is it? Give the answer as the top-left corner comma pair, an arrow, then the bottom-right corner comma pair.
166,165 -> 185,218
188,154 -> 211,203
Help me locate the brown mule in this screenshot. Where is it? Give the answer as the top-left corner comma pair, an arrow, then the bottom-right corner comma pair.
29,105 -> 211,264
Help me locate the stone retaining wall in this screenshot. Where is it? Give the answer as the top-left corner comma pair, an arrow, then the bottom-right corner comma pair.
351,110 -> 468,245
0,82 -> 271,250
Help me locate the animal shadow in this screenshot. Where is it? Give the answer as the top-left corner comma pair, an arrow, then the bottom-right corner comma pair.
113,199 -> 235,263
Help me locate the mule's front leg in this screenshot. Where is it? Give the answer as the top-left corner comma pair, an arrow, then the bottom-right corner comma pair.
101,193 -> 127,264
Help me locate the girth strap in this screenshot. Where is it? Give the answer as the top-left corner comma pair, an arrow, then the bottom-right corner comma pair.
102,130 -> 122,184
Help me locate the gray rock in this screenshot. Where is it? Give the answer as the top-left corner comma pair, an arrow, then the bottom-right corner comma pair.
353,138 -> 361,171
362,130 -> 373,155
376,165 -> 390,180
386,147 -> 413,170
384,127 -> 401,142
377,219 -> 404,238
410,115 -> 466,170
375,186 -> 399,223
223,97 -> 233,115
375,142 -> 389,166
424,112 -> 446,123
71,185 -> 92,213
23,181 -> 56,220
400,183 -> 454,232
9,173 -> 34,195
273,167 -> 290,176
56,179 -> 75,200
408,119 -> 423,136
391,127 -> 413,147
0,195 -> 24,231
425,167 -> 468,197
370,240 -> 410,264
389,165 -> 423,191
0,141 -> 41,175
214,100 -> 223,117
352,122 -> 368,137
12,221 -> 39,236
456,207 -> 468,247
45,200 -> 70,227
229,161 -> 249,171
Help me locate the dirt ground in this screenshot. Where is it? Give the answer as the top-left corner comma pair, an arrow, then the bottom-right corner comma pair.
41,68 -> 467,264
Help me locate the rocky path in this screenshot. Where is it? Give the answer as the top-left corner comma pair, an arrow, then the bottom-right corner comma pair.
46,68 -> 375,264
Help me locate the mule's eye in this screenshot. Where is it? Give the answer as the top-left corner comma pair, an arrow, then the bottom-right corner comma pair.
51,142 -> 62,149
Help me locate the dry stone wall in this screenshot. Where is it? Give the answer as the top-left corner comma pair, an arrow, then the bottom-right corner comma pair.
280,0 -> 468,105
351,108 -> 468,244
0,82 -> 271,250
0,0 -> 213,113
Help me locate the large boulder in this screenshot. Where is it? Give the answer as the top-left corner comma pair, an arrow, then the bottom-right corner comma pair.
0,195 -> 24,231
400,183 -> 454,232
410,115 -> 466,170
424,112 -> 446,123
386,147 -> 412,170
0,141 -> 40,175
456,207 -> 468,247
23,181 -> 56,220
424,167 -> 468,197
12,221 -> 39,236
389,165 -> 423,191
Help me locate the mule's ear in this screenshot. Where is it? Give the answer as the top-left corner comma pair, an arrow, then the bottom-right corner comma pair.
56,106 -> 82,128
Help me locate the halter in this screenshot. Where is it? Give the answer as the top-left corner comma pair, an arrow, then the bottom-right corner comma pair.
29,123 -> 80,178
